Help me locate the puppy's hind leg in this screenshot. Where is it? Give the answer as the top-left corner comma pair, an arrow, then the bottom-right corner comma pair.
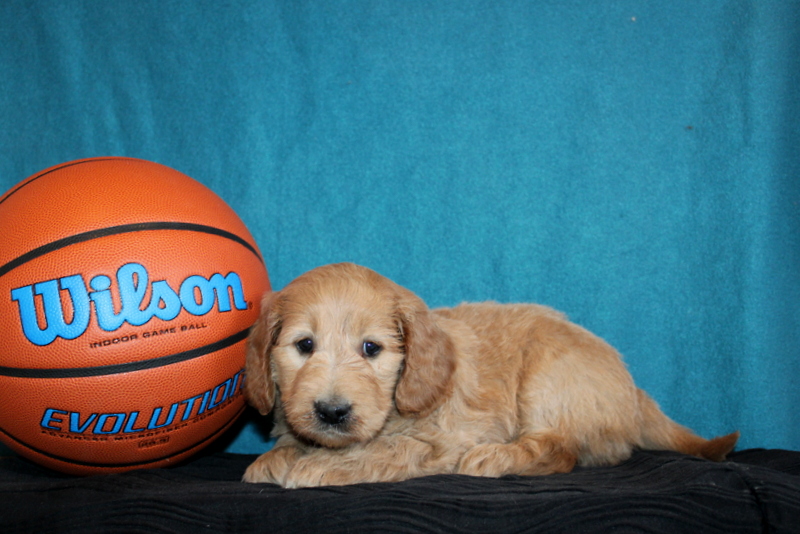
457,431 -> 578,478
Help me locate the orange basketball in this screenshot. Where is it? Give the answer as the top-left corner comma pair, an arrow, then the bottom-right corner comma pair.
0,157 -> 270,475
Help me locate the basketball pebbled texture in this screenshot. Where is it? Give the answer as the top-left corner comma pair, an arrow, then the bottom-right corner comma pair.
0,157 -> 270,475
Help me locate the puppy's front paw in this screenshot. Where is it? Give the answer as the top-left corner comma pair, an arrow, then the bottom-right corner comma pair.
242,446 -> 303,485
457,443 -> 515,478
284,454 -> 358,488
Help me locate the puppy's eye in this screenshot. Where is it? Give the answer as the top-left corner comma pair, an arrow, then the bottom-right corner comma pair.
362,341 -> 382,358
295,338 -> 314,355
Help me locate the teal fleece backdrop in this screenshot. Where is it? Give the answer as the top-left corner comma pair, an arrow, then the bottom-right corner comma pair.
1,1 -> 798,456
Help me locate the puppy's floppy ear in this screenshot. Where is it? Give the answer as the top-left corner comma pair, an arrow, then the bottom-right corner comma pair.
394,286 -> 456,417
244,290 -> 281,415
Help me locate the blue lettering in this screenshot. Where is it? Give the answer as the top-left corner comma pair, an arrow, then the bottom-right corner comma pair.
231,370 -> 244,392
144,280 -> 182,322
197,391 -> 211,415
11,263 -> 249,345
38,368 -> 246,436
114,263 -> 150,326
11,275 -> 91,346
209,272 -> 247,312
179,275 -> 215,316
40,408 -> 68,431
208,379 -> 232,410
123,411 -> 146,433
147,403 -> 179,430
180,394 -> 204,421
94,413 -> 125,434
69,412 -> 98,433
88,274 -> 123,331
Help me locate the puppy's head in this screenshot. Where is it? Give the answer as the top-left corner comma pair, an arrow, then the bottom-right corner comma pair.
244,263 -> 455,448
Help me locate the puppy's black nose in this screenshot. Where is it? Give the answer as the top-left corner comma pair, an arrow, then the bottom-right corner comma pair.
314,400 -> 351,426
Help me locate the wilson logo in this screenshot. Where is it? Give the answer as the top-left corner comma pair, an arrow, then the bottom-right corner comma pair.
10,262 -> 248,346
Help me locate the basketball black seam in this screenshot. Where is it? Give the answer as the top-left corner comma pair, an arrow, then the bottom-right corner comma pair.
0,157 -> 124,207
0,328 -> 249,378
0,221 -> 264,279
0,403 -> 245,469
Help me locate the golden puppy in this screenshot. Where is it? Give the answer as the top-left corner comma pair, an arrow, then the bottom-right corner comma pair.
242,263 -> 738,488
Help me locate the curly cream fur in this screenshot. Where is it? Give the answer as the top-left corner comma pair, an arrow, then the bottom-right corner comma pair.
243,263 -> 738,488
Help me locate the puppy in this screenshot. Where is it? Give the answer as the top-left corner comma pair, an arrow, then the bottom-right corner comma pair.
242,262 -> 738,488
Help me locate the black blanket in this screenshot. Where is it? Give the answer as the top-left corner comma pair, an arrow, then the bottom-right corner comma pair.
2,449 -> 799,533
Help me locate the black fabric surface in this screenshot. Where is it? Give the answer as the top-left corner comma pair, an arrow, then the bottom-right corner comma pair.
2,449 -> 799,533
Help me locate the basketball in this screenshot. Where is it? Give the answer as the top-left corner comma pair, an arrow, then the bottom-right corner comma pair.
0,157 -> 270,475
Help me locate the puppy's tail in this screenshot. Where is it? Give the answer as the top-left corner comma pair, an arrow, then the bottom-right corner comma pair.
636,389 -> 739,462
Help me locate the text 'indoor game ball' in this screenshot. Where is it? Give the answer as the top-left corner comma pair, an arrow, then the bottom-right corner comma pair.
0,157 -> 270,475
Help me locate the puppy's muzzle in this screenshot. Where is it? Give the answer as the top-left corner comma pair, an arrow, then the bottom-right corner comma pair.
314,399 -> 352,427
